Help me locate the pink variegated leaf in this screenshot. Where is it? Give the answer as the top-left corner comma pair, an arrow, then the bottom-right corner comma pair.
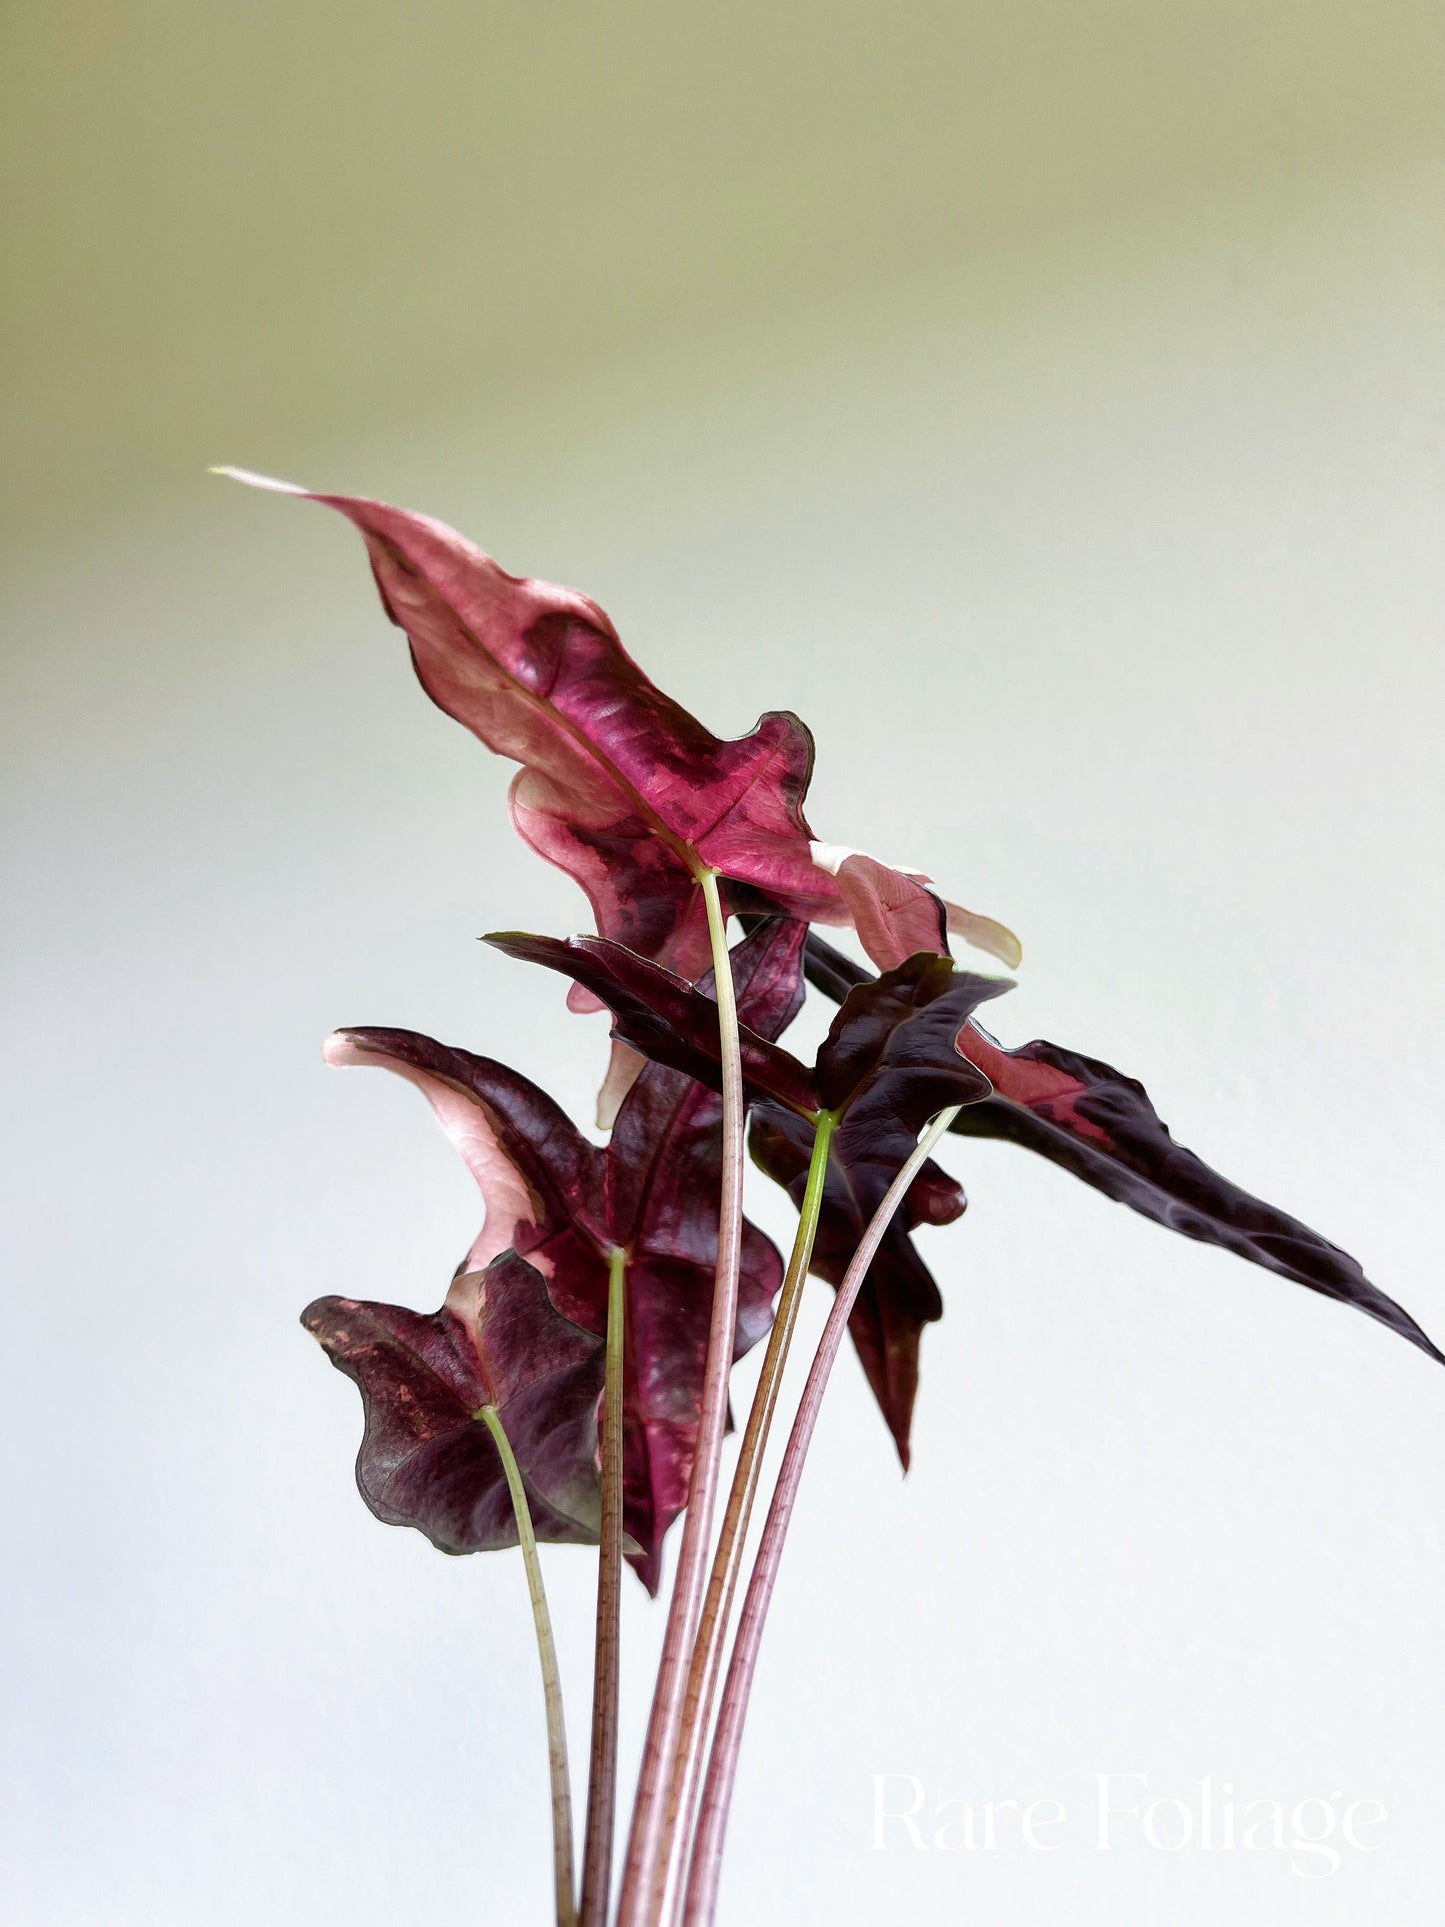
221,470 -> 1014,978
808,842 -> 1022,971
802,931 -> 1444,1374
951,1029 -> 1445,1365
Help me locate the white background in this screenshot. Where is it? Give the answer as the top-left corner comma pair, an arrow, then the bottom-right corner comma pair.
4,6 -> 1443,1922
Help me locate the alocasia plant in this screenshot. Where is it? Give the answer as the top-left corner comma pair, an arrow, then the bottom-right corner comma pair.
228,471 -> 1441,1927
314,916 -> 809,1594
493,932 -> 1012,1459
215,471 -> 1015,989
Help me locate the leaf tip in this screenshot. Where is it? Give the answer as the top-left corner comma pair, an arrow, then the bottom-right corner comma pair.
210,464 -> 310,495
944,900 -> 1023,969
299,1293 -> 347,1343
321,1029 -> 365,1067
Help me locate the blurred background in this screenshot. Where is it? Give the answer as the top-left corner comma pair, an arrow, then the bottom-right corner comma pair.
3,4 -> 1444,1922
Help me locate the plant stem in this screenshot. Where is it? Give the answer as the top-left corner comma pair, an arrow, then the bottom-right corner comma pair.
580,1246 -> 628,1927
657,1108 -> 837,1925
680,1104 -> 966,1927
618,868 -> 745,1927
478,1402 -> 578,1927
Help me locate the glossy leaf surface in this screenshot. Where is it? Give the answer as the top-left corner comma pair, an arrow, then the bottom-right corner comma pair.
803,933 -> 1444,1369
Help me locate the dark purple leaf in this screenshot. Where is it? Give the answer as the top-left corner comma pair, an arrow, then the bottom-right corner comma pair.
746,1107 -> 955,1472
222,472 -> 1015,978
492,919 -> 1014,1460
484,928 -> 818,1118
318,922 -> 807,1589
598,918 -> 807,1581
321,1027 -> 608,1306
750,955 -> 1012,1464
302,1251 -> 606,1553
604,1059 -> 781,1592
802,932 -> 1444,1370
952,1028 -> 1445,1365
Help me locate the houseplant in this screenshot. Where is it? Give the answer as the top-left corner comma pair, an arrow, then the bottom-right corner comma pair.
225,467 -> 1441,1926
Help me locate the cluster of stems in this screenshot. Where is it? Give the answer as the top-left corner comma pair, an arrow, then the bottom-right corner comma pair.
491,873 -> 962,1927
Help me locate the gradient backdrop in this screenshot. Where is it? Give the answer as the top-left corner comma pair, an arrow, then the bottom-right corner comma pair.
4,5 -> 1444,1923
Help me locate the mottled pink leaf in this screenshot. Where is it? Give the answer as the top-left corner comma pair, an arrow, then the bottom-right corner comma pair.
222,470 -> 1014,978
805,845 -> 947,971
809,842 -> 1022,971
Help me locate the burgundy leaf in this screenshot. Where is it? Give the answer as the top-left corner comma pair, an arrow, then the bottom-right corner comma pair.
705,909 -> 812,1044
484,928 -> 818,1118
321,1027 -> 608,1310
750,954 -> 1012,1464
813,952 -> 1007,1120
223,471 -> 1014,978
604,1058 -> 782,1592
802,932 -> 1444,1369
488,918 -> 1009,1461
748,1108 -> 951,1472
302,1251 -> 605,1553
952,1029 -> 1445,1365
319,923 -> 805,1589
595,918 -> 804,1585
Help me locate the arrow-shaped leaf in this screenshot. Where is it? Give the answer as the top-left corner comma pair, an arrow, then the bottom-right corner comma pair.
802,931 -> 1444,1370
222,471 -> 1013,983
